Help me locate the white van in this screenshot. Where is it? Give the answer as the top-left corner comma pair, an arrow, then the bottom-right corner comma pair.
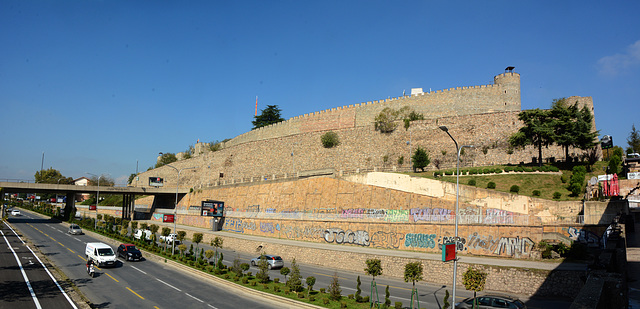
134,229 -> 153,241
85,242 -> 117,267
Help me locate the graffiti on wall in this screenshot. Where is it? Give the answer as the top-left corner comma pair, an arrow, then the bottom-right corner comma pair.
324,228 -> 370,246
410,208 -> 453,223
564,227 -> 600,246
369,231 -> 405,249
260,222 -> 275,233
493,236 -> 535,257
438,236 -> 467,251
385,209 -> 409,222
404,233 -> 437,249
280,225 -> 324,240
484,209 -> 515,224
223,218 -> 257,233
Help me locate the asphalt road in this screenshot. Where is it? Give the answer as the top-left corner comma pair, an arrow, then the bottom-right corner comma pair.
4,212 -> 283,309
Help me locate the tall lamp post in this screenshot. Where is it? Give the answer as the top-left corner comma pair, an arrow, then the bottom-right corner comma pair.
439,126 -> 473,305
86,172 -> 105,230
159,153 -> 197,255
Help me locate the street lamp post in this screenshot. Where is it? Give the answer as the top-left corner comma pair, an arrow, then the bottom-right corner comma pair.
439,125 -> 473,306
158,155 -> 197,256
86,173 -> 104,230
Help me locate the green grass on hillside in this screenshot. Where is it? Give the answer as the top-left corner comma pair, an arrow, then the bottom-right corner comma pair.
405,161 -> 608,201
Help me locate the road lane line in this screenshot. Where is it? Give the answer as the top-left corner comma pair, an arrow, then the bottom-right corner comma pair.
1,229 -> 42,309
156,278 -> 181,291
130,265 -> 147,274
207,304 -> 219,309
105,272 -> 119,282
185,293 -> 204,302
126,287 -> 145,299
66,248 -> 75,254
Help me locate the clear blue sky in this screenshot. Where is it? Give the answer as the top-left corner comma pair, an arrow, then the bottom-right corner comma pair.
1,1 -> 639,184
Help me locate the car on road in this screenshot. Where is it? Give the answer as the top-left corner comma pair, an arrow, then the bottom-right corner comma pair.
455,294 -> 527,309
117,244 -> 143,261
250,254 -> 284,269
134,229 -> 153,241
159,233 -> 180,245
11,209 -> 20,216
68,224 -> 83,235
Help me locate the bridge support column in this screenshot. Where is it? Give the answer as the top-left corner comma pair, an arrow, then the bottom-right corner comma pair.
122,194 -> 135,221
64,192 -> 76,221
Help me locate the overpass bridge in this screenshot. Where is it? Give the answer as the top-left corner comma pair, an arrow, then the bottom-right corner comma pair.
0,182 -> 189,221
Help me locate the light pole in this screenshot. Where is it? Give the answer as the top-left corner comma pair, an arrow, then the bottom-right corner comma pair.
439,125 -> 473,306
158,154 -> 197,255
86,172 -> 105,230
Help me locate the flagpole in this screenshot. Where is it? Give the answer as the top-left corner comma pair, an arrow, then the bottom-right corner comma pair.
255,96 -> 258,116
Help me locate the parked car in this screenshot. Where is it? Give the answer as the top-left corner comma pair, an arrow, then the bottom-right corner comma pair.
159,233 -> 180,244
11,209 -> 20,216
134,229 -> 153,241
250,254 -> 284,269
68,224 -> 83,235
456,294 -> 527,309
117,244 -> 143,261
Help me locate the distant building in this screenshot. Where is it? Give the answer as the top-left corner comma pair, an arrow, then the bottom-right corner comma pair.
73,177 -> 91,201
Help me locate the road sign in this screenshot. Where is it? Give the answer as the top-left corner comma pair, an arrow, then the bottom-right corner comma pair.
442,242 -> 456,262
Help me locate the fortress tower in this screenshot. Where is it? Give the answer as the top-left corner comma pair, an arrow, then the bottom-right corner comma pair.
493,71 -> 521,110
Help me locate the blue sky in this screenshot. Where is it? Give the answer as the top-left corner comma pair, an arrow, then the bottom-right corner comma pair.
1,1 -> 639,184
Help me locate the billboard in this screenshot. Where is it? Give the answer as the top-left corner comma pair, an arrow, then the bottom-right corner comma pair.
601,135 -> 613,149
163,214 -> 175,223
149,177 -> 164,187
89,205 -> 97,210
201,200 -> 224,217
442,243 -> 456,262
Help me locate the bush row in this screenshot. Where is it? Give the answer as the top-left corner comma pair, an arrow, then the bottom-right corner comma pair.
434,165 -> 559,177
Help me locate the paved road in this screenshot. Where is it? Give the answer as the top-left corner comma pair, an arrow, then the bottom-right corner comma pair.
1,220 -> 77,309
4,212 -> 291,309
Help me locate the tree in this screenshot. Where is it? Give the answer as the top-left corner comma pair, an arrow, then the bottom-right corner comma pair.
177,231 -> 187,243
462,267 -> 488,309
161,227 -> 171,251
183,145 -> 195,159
404,261 -> 423,308
509,108 -> 554,166
34,168 -> 73,184
252,105 -> 284,130
355,275 -> 363,302
88,174 -> 115,187
306,276 -> 316,295
177,244 -> 187,257
280,267 -> 291,282
256,255 -> 270,283
628,124 -> 640,154
192,233 -> 203,250
321,131 -> 340,148
155,153 -> 177,168
205,250 -> 215,263
365,258 -> 383,307
328,272 -> 342,301
442,289 -> 451,309
375,107 -> 399,133
550,98 -> 578,161
412,147 -> 431,172
211,236 -> 223,264
128,173 -> 137,185
286,258 -> 303,292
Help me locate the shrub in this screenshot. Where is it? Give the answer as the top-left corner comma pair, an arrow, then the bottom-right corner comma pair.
467,179 -> 476,186
483,168 -> 492,174
309,296 -> 315,302
434,171 -> 442,177
509,185 -> 520,193
242,277 -> 249,284
549,166 -> 560,172
321,131 -> 340,148
274,278 -> 280,283
553,192 -> 562,199
504,166 -> 513,172
395,301 -> 403,309
250,281 -> 257,286
561,175 -> 568,183
348,294 -> 354,300
532,190 -> 541,197
487,182 -> 496,189
340,301 -> 347,308
273,285 -> 280,292
320,288 -> 326,294
323,299 -> 330,305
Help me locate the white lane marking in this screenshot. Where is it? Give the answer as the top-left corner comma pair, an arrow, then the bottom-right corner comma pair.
207,304 -> 219,309
1,230 -> 43,309
130,265 -> 147,274
185,293 -> 204,302
4,222 -> 79,309
156,278 -> 181,291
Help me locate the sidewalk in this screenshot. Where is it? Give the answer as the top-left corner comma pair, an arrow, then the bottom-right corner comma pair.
143,220 -> 588,272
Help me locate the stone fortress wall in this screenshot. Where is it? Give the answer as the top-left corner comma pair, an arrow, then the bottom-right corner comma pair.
130,70 -> 595,190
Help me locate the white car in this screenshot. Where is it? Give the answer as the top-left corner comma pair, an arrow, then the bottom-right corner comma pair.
159,233 -> 180,244
11,209 -> 20,216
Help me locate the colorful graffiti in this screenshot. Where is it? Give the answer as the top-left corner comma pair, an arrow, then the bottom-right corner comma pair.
484,209 -> 515,224
410,208 -> 453,222
405,233 -> 437,249
564,227 -> 600,246
385,209 -> 409,222
260,222 -> 275,233
324,228 -> 370,246
223,218 -> 256,233
438,236 -> 467,251
369,231 -> 405,249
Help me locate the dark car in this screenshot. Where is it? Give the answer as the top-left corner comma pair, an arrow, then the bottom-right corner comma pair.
117,244 -> 143,261
250,254 -> 284,269
456,294 -> 527,309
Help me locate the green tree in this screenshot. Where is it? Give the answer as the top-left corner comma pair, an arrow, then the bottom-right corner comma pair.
280,267 -> 291,282
462,267 -> 488,309
34,168 -> 73,184
412,147 -> 431,172
442,289 -> 451,309
404,261 -> 423,308
256,255 -> 270,283
192,233 -> 203,250
177,244 -> 187,256
365,258 -> 383,306
128,173 -> 137,185
149,224 -> 159,245
155,152 -> 178,168
287,258 -> 303,292
509,108 -> 554,166
375,107 -> 399,133
628,124 -> 640,154
161,227 -> 171,251
183,145 -> 195,159
355,275 -> 362,302
321,131 -> 340,148
211,236 -> 223,264
177,231 -> 187,243
205,249 -> 215,263
306,276 -> 316,295
328,272 -> 342,301
252,105 -> 285,129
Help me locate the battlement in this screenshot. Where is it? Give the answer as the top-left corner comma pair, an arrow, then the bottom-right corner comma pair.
224,72 -> 521,148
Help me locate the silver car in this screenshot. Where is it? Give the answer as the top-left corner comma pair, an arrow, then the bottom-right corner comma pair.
68,224 -> 83,235
250,254 -> 284,269
456,294 -> 526,309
